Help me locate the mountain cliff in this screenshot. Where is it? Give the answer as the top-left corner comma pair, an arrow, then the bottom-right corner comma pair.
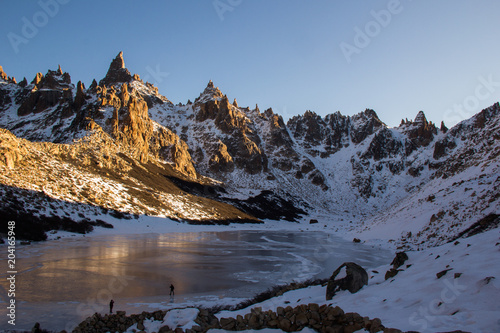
1,52 -> 499,246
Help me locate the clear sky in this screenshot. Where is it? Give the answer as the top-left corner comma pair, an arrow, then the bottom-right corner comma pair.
1,0 -> 499,127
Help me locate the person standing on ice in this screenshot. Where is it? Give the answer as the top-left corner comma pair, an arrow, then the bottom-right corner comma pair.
169,284 -> 175,296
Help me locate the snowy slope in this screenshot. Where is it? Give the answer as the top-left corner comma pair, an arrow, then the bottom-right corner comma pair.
214,228 -> 500,333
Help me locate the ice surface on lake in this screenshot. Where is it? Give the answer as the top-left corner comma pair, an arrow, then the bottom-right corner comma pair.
0,230 -> 391,331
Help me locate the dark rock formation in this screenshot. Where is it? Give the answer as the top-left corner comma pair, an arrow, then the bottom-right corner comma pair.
385,252 -> 409,280
440,121 -> 448,133
287,109 -> 385,156
400,111 -> 438,155
73,81 -> 86,111
391,252 -> 409,269
361,127 -> 403,161
18,77 -> 27,88
385,268 -> 400,280
350,109 -> 385,144
326,262 -> 368,300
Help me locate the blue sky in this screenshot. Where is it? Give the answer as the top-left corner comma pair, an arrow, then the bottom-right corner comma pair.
1,0 -> 499,127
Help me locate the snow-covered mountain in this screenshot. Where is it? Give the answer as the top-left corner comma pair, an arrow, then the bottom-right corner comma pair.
0,53 -> 499,247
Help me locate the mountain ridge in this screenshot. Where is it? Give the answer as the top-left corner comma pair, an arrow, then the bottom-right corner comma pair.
1,52 -> 499,248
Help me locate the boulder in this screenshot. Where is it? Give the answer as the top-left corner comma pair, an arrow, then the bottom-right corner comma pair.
326,262 -> 368,300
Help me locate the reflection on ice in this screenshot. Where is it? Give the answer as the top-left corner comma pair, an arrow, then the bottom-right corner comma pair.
0,230 -> 391,331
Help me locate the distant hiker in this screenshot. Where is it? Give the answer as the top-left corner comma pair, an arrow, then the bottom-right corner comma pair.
31,322 -> 42,333
169,284 -> 175,296
109,299 -> 114,313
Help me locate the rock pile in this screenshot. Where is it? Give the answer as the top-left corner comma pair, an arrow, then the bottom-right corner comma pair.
73,310 -> 167,333
72,304 -> 400,333
217,304 -> 391,333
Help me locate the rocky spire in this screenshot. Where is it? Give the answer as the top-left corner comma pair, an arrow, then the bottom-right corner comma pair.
440,121 -> 448,133
18,77 -> 27,88
99,51 -> 132,87
31,72 -> 43,86
0,66 -> 8,81
233,98 -> 238,108
74,81 -> 86,110
196,80 -> 223,103
89,79 -> 98,92
57,64 -> 63,75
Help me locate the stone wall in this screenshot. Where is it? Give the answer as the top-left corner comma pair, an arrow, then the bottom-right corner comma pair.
71,303 -> 400,333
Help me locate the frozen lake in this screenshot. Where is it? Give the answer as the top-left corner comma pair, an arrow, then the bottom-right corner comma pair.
0,230 -> 392,331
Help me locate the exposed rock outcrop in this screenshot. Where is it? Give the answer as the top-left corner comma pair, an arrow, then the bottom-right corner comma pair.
0,129 -> 27,169
287,109 -> 385,156
18,68 -> 73,116
194,82 -> 268,175
89,81 -> 197,176
385,252 -> 409,280
400,111 -> 438,155
391,252 -> 409,269
0,66 -> 8,81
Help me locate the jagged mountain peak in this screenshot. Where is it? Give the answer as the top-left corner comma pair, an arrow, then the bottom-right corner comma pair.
196,80 -> 224,104
351,108 -> 385,126
414,110 -> 427,124
35,68 -> 72,89
99,51 -> 132,87
0,65 -> 18,85
303,110 -> 321,118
